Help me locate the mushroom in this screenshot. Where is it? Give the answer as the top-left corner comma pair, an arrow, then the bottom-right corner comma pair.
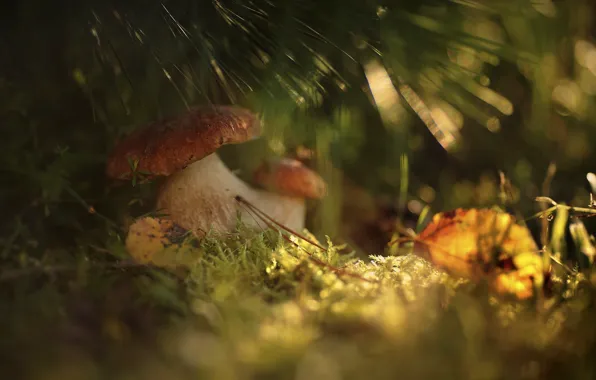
252,157 -> 326,231
106,105 -> 326,235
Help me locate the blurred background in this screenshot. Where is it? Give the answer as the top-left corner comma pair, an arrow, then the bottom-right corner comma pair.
2,0 -> 596,378
3,0 -> 596,254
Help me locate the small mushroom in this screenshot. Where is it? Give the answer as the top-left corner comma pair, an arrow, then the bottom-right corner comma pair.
107,105 -> 326,235
253,157 -> 326,231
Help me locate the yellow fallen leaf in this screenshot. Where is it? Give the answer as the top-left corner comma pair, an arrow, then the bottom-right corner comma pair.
125,216 -> 199,267
408,208 -> 546,300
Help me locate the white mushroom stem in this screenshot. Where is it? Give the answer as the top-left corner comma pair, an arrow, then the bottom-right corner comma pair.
156,153 -> 306,235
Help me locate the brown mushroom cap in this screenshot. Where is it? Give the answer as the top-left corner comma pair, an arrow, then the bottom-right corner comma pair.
106,105 -> 261,179
253,158 -> 327,199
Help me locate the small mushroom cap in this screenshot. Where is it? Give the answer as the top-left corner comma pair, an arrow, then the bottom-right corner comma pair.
106,105 -> 261,179
253,158 -> 327,199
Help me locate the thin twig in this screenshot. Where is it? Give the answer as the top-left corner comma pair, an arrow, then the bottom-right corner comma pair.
235,196 -> 373,283
235,196 -> 328,252
529,204 -> 596,221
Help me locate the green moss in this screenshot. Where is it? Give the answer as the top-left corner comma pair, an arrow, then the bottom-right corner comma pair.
1,219 -> 596,379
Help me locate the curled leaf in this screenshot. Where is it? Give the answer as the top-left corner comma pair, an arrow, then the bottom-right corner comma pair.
535,196 -> 558,206
413,208 -> 545,300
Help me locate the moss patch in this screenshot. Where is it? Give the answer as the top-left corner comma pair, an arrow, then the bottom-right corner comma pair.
2,224 -> 594,380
